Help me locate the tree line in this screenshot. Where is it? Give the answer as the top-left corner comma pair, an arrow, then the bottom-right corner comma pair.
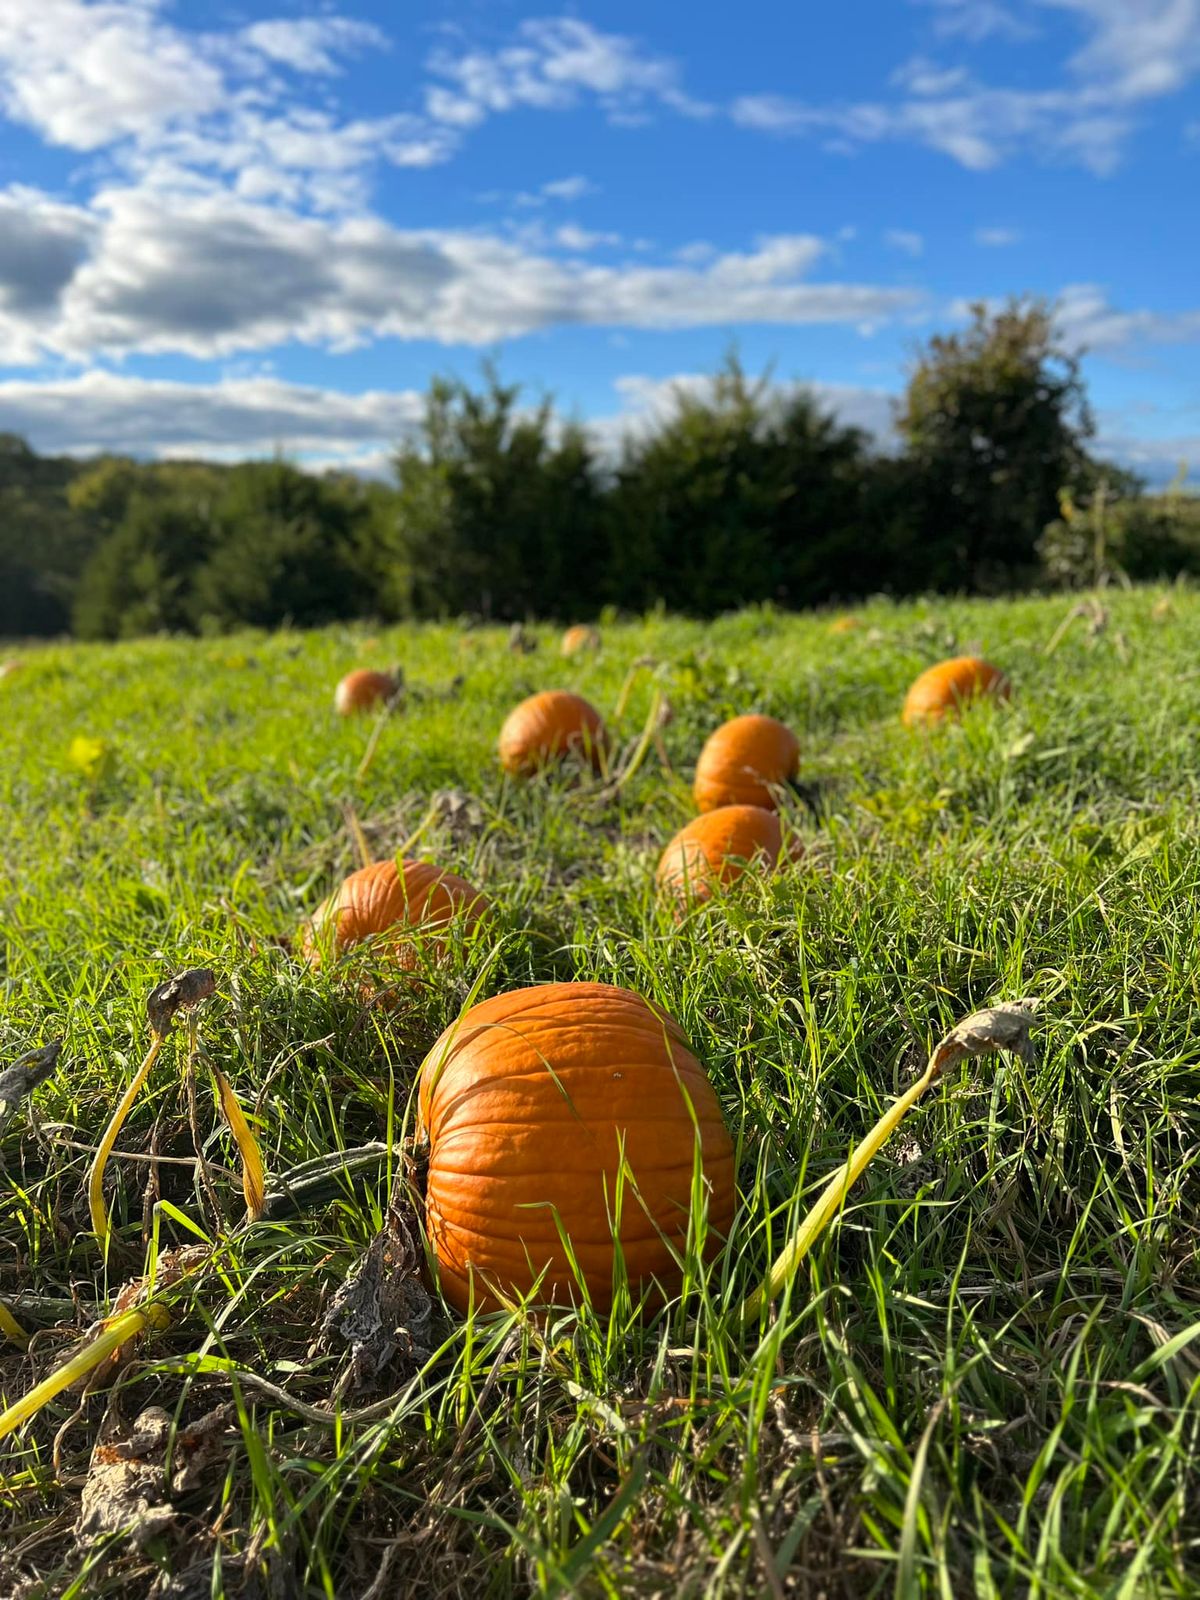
3,300 -> 1198,642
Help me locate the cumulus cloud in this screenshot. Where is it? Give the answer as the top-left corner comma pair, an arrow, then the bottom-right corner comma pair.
0,188 -> 917,361
0,370 -> 425,460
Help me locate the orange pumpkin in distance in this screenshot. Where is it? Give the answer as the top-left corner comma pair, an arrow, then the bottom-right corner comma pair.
498,690 -> 607,776
335,669 -> 397,716
303,858 -> 490,971
693,714 -> 800,813
417,982 -> 736,1314
657,805 -> 783,906
901,657 -> 1010,727
827,616 -> 860,636
561,624 -> 601,656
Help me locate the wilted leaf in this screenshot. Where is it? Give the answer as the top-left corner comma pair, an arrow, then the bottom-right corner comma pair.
147,968 -> 216,1037
320,1180 -> 432,1388
0,1039 -> 62,1136
928,1000 -> 1038,1078
211,1065 -> 266,1219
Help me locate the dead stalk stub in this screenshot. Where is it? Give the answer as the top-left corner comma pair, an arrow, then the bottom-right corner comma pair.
743,1001 -> 1038,1320
86,969 -> 217,1255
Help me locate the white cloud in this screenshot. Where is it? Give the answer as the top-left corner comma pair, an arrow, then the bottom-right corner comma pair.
542,175 -> 596,201
975,226 -> 1022,245
0,0 -> 225,150
1054,284 -> 1200,351
918,0 -> 1037,42
0,187 -> 917,361
0,370 -> 425,459
425,17 -> 712,130
736,0 -> 1200,172
239,17 -> 386,76
885,229 -> 925,257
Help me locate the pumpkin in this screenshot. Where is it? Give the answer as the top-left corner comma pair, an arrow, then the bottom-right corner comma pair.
417,982 -> 736,1313
901,656 -> 1010,727
498,690 -> 607,776
303,857 -> 490,971
693,714 -> 800,813
561,624 -> 601,657
335,669 -> 397,717
657,804 -> 784,906
827,617 -> 860,636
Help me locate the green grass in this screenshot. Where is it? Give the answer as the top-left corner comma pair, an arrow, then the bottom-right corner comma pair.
2,590 -> 1199,1598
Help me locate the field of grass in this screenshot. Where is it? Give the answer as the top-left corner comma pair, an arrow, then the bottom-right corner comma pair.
2,590 -> 1199,1598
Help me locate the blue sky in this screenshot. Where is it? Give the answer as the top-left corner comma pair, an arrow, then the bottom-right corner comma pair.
0,0 -> 1198,480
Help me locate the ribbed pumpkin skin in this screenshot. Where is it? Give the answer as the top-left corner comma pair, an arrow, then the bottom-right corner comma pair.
303,858 -> 490,969
693,714 -> 800,813
335,670 -> 396,716
561,624 -> 601,656
498,691 -> 607,776
657,805 -> 782,905
901,657 -> 1010,727
417,983 -> 737,1314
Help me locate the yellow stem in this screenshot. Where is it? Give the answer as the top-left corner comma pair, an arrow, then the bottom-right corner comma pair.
343,803 -> 374,870
607,688 -> 664,796
355,701 -> 394,783
744,1052 -> 942,1320
396,798 -> 441,861
613,659 -> 655,722
0,1303 -> 169,1443
211,1065 -> 266,1220
0,1300 -> 30,1350
87,1034 -> 164,1252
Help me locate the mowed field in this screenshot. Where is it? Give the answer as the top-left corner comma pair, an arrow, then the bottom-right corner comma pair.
2,591 -> 1199,1599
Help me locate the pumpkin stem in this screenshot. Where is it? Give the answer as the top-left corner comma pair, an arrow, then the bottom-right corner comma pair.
743,1002 -> 1037,1320
87,1033 -> 165,1255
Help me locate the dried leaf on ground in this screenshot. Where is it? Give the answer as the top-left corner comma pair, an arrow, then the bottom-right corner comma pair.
320,1180 -> 433,1388
147,969 -> 216,1038
929,1001 -> 1039,1078
76,1408 -> 176,1550
0,1040 -> 62,1136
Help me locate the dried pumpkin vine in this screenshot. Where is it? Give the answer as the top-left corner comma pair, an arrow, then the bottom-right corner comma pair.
88,968 -> 265,1258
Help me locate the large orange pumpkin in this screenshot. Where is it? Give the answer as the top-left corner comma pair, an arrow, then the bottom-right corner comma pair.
498,690 -> 607,776
417,983 -> 736,1313
901,657 -> 1010,727
693,714 -> 800,813
561,624 -> 601,657
657,805 -> 783,906
303,858 -> 490,971
335,669 -> 397,717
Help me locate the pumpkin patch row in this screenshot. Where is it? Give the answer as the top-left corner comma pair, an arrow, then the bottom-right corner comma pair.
309,644 -> 1013,1313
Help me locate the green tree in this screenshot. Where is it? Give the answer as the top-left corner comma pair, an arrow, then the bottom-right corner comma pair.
192,461 -> 375,630
608,358 -> 874,614
73,490 -> 216,639
896,298 -> 1100,588
380,370 -> 606,619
